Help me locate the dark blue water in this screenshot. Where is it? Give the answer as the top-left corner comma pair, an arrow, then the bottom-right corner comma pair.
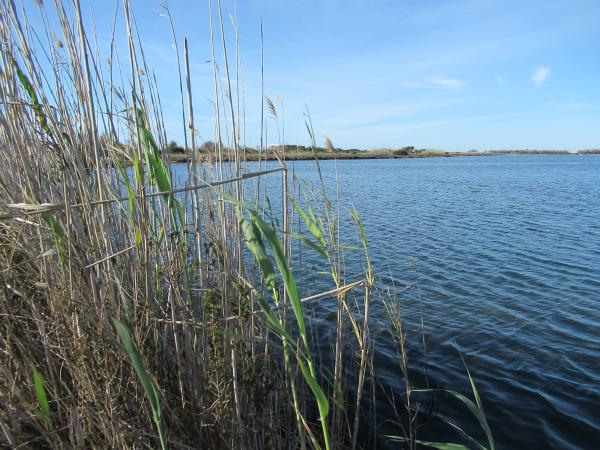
176,155 -> 600,448
287,155 -> 600,449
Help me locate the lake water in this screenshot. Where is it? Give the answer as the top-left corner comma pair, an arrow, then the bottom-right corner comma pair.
178,155 -> 600,449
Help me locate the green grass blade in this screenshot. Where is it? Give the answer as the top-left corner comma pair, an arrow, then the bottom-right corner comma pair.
291,198 -> 326,248
247,209 -> 306,340
298,357 -> 329,419
7,52 -> 53,140
286,232 -> 327,258
135,107 -> 184,227
462,362 -> 494,450
116,160 -> 136,223
32,368 -> 51,427
446,388 -> 493,450
134,156 -> 144,187
238,213 -> 279,300
112,319 -> 167,450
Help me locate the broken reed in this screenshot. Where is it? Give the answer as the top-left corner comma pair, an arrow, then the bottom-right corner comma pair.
0,1 -> 375,449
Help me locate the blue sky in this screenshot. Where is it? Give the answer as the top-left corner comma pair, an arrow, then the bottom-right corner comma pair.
28,0 -> 600,151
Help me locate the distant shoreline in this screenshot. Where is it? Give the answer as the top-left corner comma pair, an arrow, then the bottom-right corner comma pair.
168,149 -> 594,163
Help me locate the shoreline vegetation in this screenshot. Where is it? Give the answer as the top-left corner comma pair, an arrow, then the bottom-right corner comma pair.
167,142 -> 596,163
1,1 -> 489,450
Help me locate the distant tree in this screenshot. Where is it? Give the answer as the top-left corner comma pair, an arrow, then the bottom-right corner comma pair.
393,146 -> 415,156
166,140 -> 185,153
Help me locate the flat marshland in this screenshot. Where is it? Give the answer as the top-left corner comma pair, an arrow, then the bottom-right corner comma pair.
167,146 -> 573,163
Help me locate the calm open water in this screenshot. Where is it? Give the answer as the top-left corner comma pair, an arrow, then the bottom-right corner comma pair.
285,155 -> 599,449
177,155 -> 600,448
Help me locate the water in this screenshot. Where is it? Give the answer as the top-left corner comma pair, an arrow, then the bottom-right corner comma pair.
176,155 -> 600,448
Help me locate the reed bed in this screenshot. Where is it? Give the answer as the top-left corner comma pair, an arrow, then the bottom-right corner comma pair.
0,1 -> 379,448
0,1 -> 497,449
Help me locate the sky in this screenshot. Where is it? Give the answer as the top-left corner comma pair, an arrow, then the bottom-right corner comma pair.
24,0 -> 600,151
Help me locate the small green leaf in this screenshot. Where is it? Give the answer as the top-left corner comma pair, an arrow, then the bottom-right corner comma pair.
32,368 -> 51,427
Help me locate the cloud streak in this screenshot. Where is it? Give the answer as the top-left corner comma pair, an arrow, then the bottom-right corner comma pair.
425,76 -> 466,89
396,76 -> 466,90
531,66 -> 551,87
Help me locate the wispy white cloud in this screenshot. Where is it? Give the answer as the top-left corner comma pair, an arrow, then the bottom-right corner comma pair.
531,66 -> 551,87
396,76 -> 466,90
425,76 -> 466,89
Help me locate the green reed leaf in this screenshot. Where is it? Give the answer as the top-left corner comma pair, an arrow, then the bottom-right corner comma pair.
32,368 -> 51,428
112,319 -> 167,450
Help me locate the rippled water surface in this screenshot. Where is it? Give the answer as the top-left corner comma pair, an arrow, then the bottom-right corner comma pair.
281,155 -> 600,449
178,154 -> 600,448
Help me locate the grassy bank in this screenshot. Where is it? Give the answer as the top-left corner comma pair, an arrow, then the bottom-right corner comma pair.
168,147 -> 572,163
